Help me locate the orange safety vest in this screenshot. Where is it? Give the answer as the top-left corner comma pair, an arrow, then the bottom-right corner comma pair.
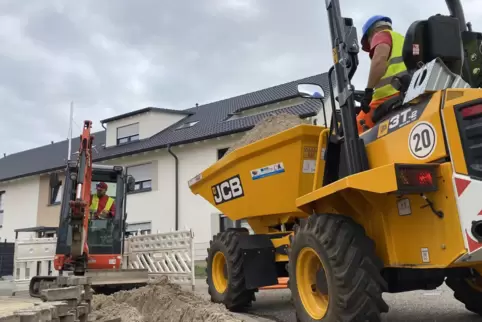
372,30 -> 409,101
89,195 -> 114,218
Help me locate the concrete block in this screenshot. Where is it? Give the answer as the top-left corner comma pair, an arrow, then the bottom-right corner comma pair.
76,304 -> 88,317
65,300 -> 79,309
49,302 -> 71,317
56,277 -> 69,286
62,277 -> 91,287
0,314 -> 21,322
15,310 -> 41,322
41,286 -> 83,302
59,313 -> 75,322
83,290 -> 93,301
36,307 -> 52,321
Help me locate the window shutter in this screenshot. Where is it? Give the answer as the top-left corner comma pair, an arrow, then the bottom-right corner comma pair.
117,123 -> 139,139
127,163 -> 152,182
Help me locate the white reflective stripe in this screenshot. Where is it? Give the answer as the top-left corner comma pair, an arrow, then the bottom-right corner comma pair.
452,174 -> 482,262
375,70 -> 410,89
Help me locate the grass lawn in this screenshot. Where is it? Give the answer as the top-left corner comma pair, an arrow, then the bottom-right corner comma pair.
195,265 -> 207,278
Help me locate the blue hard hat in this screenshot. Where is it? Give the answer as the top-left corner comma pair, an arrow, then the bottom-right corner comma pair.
361,15 -> 392,51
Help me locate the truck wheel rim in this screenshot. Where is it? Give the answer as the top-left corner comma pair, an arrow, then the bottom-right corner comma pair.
296,247 -> 329,319
212,251 -> 228,293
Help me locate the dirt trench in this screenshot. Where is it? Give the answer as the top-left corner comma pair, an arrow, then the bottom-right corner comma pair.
90,276 -> 245,322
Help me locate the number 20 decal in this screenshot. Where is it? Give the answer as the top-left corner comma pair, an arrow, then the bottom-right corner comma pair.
408,121 -> 437,160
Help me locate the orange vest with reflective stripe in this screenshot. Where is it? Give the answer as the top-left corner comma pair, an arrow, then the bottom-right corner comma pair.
372,30 -> 408,101
90,195 -> 114,218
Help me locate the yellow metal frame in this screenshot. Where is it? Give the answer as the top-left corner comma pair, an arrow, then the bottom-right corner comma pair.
212,252 -> 228,294
190,88 -> 482,270
296,247 -> 329,319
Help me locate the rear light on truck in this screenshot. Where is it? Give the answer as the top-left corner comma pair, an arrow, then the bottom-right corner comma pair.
395,164 -> 438,193
455,99 -> 482,179
460,103 -> 482,119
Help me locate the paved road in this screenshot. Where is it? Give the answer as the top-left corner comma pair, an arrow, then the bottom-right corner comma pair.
2,280 -> 482,322
236,283 -> 482,322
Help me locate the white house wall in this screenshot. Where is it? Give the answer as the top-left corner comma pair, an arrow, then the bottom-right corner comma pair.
102,151 -> 176,235
104,111 -> 187,147
101,134 -> 241,261
0,176 -> 40,242
174,136 -> 240,260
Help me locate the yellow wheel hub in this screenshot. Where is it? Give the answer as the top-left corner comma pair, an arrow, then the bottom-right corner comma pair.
296,247 -> 329,320
212,251 -> 228,294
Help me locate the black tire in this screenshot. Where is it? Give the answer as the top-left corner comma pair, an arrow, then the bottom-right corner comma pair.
288,213 -> 389,321
205,230 -> 255,311
446,269 -> 482,316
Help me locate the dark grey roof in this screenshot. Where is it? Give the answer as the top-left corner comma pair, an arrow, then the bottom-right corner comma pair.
100,107 -> 192,124
0,131 -> 106,182
0,73 -> 329,182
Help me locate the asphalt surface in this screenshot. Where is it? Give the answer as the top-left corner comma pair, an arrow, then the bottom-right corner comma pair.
237,283 -> 482,322
2,280 -> 482,322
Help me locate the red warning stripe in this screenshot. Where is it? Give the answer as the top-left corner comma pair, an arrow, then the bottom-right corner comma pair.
455,177 -> 471,196
479,209 -> 482,216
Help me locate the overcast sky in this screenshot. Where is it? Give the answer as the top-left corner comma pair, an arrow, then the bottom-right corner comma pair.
0,0 -> 480,155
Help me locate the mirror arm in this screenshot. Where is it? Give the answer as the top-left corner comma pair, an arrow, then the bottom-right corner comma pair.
327,65 -> 339,137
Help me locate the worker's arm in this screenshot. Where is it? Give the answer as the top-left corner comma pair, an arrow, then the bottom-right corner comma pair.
366,31 -> 392,89
366,44 -> 391,88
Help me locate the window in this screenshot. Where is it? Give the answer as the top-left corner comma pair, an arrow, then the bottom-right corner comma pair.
49,182 -> 63,205
127,163 -> 152,193
117,123 -> 139,145
125,221 -> 152,237
0,191 -> 4,227
176,121 -> 199,130
217,148 -> 229,160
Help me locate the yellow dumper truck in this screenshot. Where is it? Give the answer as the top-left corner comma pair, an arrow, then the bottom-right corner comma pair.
189,0 -> 482,320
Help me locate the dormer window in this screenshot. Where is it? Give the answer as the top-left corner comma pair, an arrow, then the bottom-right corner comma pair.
176,121 -> 199,130
117,123 -> 139,145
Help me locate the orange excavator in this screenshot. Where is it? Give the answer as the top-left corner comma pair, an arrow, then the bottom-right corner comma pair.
29,120 -> 148,296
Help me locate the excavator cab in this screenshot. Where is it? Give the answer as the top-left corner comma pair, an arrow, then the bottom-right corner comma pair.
29,159 -> 146,297
54,162 -> 134,272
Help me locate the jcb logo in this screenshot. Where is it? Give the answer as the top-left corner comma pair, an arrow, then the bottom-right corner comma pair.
212,175 -> 244,205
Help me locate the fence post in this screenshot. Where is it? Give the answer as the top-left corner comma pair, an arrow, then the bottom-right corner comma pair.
191,229 -> 195,291
0,240 -> 4,277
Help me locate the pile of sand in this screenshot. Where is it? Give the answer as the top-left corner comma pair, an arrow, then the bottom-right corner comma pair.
225,113 -> 308,155
90,276 -> 244,322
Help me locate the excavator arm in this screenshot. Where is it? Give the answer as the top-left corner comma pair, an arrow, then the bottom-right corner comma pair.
68,120 -> 94,275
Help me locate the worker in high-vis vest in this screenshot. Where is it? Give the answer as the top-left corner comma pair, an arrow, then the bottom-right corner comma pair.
357,15 -> 408,133
89,182 -> 116,219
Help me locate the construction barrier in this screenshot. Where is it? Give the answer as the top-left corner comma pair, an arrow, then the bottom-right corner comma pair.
12,237 -> 58,295
11,229 -> 196,295
123,229 -> 196,291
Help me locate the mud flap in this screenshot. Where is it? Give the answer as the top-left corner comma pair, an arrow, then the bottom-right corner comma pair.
238,234 -> 278,289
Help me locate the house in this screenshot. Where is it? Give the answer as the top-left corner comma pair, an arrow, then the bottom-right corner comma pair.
0,73 -> 332,260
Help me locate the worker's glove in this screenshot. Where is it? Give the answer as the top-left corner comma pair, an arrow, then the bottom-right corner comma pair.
360,88 -> 373,114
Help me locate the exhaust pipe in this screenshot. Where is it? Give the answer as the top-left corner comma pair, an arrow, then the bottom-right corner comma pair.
471,220 -> 482,242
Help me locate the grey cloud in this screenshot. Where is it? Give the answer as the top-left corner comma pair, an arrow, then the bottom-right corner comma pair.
0,0 -> 480,155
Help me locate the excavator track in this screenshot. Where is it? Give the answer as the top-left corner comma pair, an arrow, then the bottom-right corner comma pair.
29,275 -> 59,298
29,269 -> 149,298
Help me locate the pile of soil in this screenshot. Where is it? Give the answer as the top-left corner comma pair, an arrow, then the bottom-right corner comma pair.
90,276 -> 244,322
225,113 -> 308,155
